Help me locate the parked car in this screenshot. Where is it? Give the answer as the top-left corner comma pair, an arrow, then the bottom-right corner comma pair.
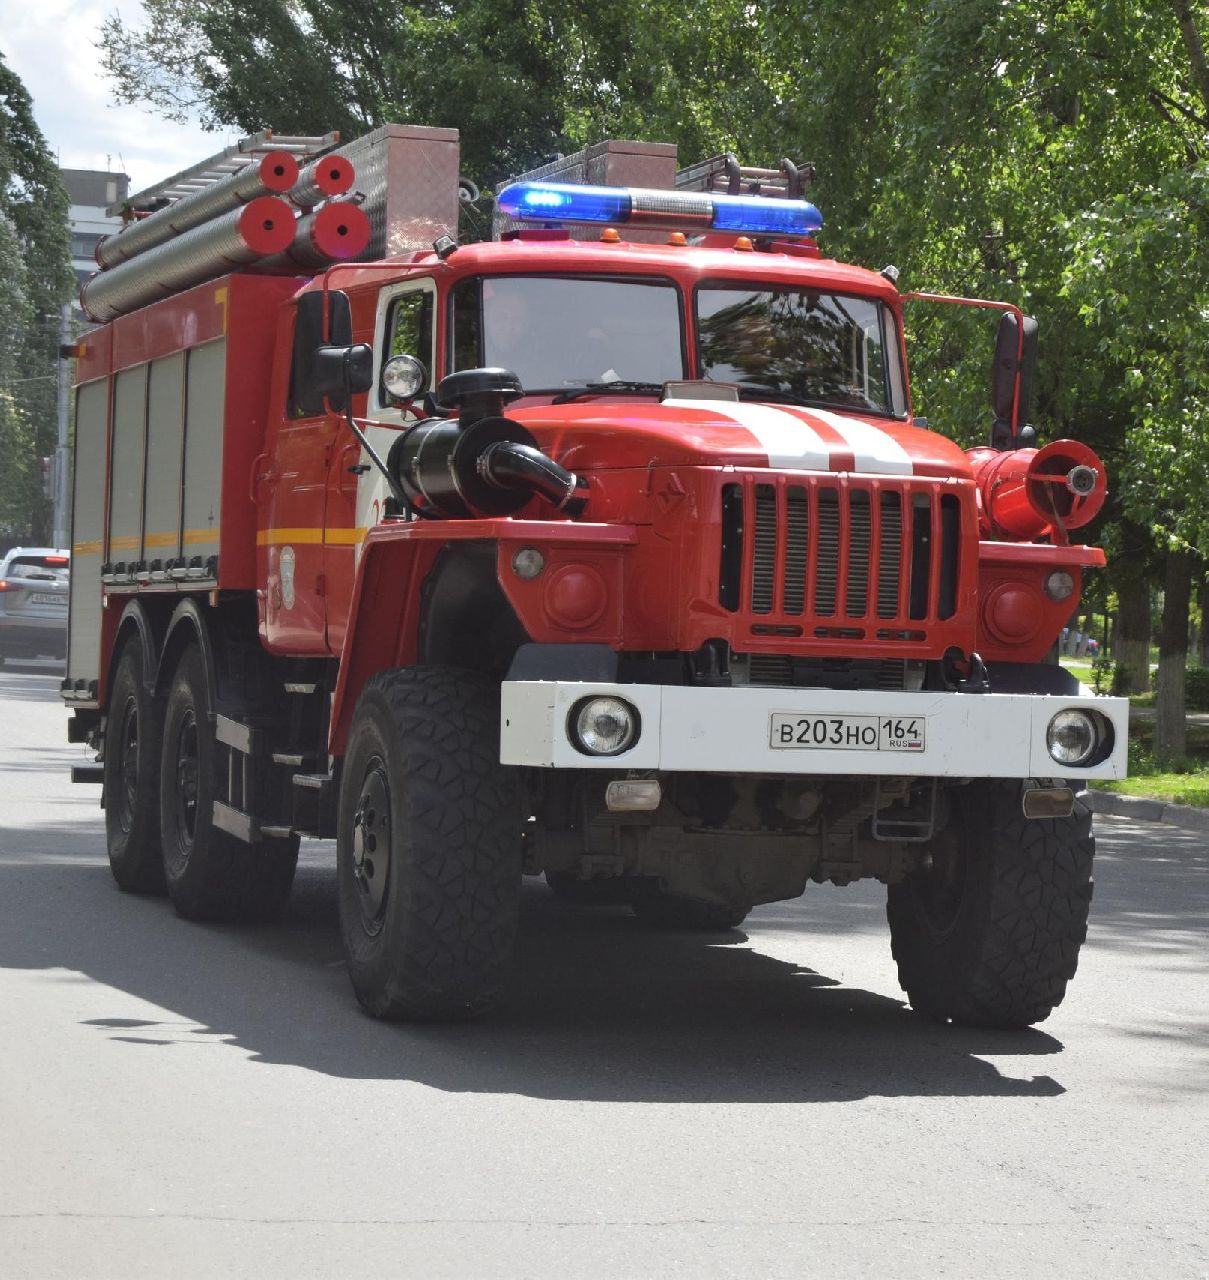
0,547 -> 70,665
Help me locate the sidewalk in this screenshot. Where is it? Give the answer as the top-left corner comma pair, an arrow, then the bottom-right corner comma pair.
1090,789 -> 1209,834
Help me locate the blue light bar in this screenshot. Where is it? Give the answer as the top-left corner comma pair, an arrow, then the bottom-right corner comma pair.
497,182 -> 630,224
711,193 -> 823,237
496,181 -> 823,238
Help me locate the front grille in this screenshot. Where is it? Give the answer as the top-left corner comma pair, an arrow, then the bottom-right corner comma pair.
745,654 -> 917,691
719,475 -> 964,639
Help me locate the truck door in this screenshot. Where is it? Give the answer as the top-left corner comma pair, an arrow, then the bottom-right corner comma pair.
260,301 -> 342,656
324,279 -> 437,655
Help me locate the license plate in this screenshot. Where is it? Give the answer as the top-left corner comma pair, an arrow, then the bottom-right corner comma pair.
29,592 -> 66,605
769,713 -> 926,752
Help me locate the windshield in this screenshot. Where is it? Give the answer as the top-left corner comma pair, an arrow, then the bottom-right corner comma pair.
451,275 -> 685,392
696,285 -> 906,416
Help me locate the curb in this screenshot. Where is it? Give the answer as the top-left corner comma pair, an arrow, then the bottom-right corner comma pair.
1089,789 -> 1209,834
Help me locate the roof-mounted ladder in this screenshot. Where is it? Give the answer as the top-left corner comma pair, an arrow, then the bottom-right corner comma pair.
109,130 -> 342,218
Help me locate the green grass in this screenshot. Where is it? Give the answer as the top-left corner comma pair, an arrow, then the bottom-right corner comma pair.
1059,658 -> 1094,684
1090,721 -> 1209,808
1092,772 -> 1209,808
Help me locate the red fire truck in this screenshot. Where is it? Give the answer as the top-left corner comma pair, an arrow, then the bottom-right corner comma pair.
64,128 -> 1127,1027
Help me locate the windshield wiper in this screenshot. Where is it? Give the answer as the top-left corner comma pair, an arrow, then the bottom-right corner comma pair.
735,386 -> 827,407
735,385 -> 892,416
551,380 -> 665,405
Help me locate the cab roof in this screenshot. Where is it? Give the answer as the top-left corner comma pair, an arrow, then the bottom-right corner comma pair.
326,235 -> 901,303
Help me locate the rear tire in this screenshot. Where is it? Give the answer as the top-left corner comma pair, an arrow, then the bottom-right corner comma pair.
159,645 -> 298,922
887,779 -> 1094,1028
104,643 -> 165,894
337,666 -> 523,1021
630,883 -> 750,931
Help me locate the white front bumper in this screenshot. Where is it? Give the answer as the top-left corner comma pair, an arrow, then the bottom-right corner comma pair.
500,682 -> 1130,780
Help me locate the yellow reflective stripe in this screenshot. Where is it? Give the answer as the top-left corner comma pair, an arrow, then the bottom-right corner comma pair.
257,527 -> 324,546
255,526 -> 368,547
72,539 -> 103,555
144,531 -> 178,548
108,535 -> 139,551
182,528 -> 219,545
324,527 -> 369,545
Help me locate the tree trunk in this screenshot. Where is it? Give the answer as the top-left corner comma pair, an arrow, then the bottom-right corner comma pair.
1170,0 -> 1209,121
1115,572 -> 1152,694
1198,572 -> 1209,667
1155,549 -> 1191,763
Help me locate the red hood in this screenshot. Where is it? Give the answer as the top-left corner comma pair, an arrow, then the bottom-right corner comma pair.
513,397 -> 972,479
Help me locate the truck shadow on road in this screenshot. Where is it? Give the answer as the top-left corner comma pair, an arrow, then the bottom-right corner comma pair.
0,828 -> 1069,1103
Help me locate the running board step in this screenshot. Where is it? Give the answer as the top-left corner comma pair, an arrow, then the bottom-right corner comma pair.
70,762 -> 104,784
212,802 -> 295,843
292,772 -> 337,839
213,800 -> 260,843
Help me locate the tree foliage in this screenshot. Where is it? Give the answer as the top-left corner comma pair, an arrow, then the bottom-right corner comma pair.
0,52 -> 73,542
96,0 -> 1209,737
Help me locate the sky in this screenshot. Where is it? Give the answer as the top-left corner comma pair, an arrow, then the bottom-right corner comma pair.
2,0 -> 236,198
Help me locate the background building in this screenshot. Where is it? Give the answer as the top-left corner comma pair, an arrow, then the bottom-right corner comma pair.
62,168 -> 129,328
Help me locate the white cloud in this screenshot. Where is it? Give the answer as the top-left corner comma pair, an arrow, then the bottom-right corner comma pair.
2,0 -> 238,194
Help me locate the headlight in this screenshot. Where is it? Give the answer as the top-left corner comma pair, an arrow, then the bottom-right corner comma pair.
1046,709 -> 1101,766
569,696 -> 639,756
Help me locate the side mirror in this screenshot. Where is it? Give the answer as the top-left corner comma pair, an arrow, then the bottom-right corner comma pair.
991,312 -> 1038,448
312,343 -> 374,411
291,289 -> 370,415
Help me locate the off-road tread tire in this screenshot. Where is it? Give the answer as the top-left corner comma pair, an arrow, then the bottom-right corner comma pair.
630,884 -> 750,931
887,780 -> 1094,1028
104,642 -> 166,894
337,667 -> 523,1022
159,646 -> 298,923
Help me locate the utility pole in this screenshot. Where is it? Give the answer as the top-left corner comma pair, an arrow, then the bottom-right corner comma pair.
53,303 -> 72,549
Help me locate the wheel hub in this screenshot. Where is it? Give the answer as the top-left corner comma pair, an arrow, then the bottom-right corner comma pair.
116,695 -> 139,834
174,710 -> 199,853
351,761 -> 391,931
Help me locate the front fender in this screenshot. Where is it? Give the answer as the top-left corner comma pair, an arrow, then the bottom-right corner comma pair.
328,519 -> 635,756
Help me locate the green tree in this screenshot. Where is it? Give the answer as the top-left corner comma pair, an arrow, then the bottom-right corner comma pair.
0,52 -> 73,543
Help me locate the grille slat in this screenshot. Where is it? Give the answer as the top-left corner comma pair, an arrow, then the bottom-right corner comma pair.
815,489 -> 840,615
751,484 -> 777,614
847,491 -> 871,617
783,486 -> 808,614
877,491 -> 902,618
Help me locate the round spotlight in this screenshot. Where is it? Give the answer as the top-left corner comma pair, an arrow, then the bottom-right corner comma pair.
570,696 -> 639,757
1045,570 -> 1076,602
381,354 -> 427,403
1046,709 -> 1100,766
511,547 -> 546,580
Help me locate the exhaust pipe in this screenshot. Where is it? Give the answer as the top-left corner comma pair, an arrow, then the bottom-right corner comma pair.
477,441 -> 588,512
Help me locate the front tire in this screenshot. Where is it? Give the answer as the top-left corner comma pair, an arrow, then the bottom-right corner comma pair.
104,642 -> 165,894
159,645 -> 298,922
337,667 -> 523,1021
887,779 -> 1094,1028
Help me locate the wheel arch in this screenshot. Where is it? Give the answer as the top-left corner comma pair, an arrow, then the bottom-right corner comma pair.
419,543 -> 528,675
155,597 -> 223,703
107,598 -> 170,700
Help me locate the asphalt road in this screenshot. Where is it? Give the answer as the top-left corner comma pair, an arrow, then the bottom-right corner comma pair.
0,661 -> 1206,1279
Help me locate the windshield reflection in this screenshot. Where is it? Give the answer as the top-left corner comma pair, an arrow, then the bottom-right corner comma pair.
697,286 -> 904,416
